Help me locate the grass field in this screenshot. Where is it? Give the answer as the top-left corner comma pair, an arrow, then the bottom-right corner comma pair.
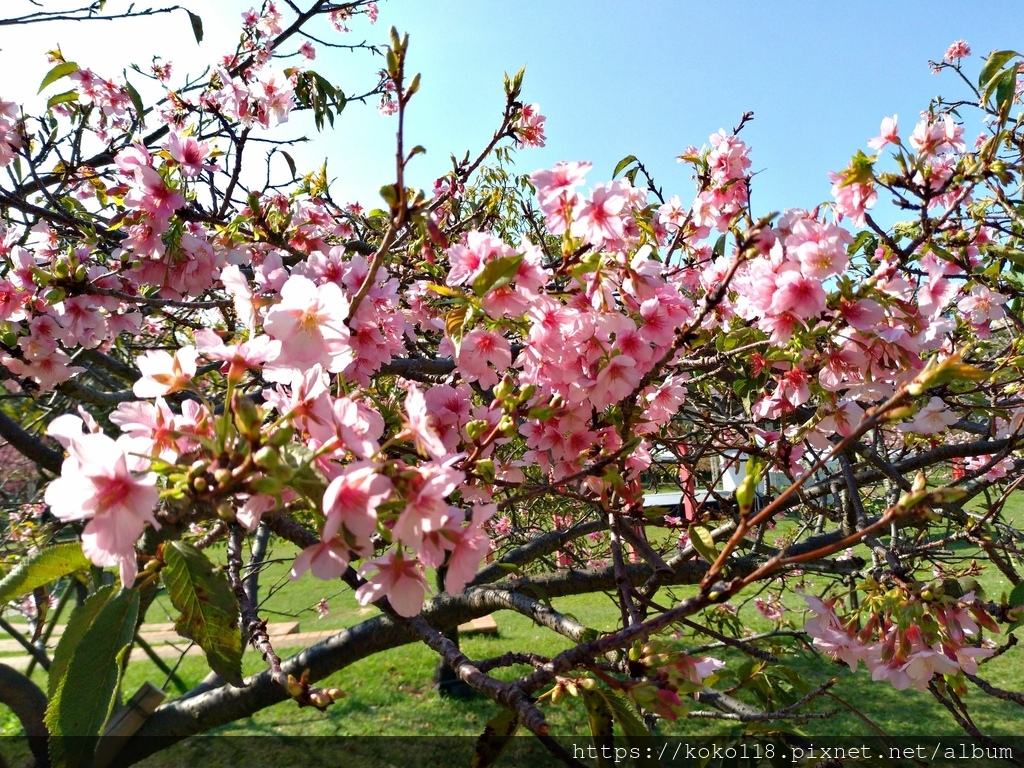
2,493 -> 1023,766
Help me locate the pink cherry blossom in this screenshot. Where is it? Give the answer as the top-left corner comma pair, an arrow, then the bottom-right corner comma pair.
530,161 -> 591,206
900,396 -> 958,435
44,417 -> 159,587
322,463 -> 392,541
194,328 -> 281,382
868,115 -> 900,152
458,329 -> 512,389
164,133 -> 213,177
590,354 -> 641,410
769,264 -> 826,320
263,274 -> 353,378
443,504 -> 495,593
514,103 -> 546,148
290,538 -> 351,581
571,183 -> 627,248
133,346 -> 198,398
356,549 -> 430,617
403,383 -> 449,460
944,40 -> 971,62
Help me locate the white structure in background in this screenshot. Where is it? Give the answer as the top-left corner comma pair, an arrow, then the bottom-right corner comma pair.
642,449 -> 809,519
642,445 -> 841,519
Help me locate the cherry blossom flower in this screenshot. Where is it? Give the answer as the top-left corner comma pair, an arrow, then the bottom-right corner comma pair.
356,549 -> 430,617
133,347 -> 198,398
530,161 -> 591,206
290,538 -> 351,581
868,115 -> 899,151
900,396 -> 958,435
403,383 -> 449,460
263,274 -> 353,378
322,463 -> 392,542
194,328 -> 281,382
164,133 -> 213,177
571,183 -> 627,247
443,504 -> 495,593
44,417 -> 159,587
514,103 -> 546,148
457,329 -> 512,389
944,40 -> 971,62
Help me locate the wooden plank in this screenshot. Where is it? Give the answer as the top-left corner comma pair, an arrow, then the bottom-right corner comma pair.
0,621 -> 300,650
136,621 -> 299,645
458,615 -> 498,635
95,682 -> 166,768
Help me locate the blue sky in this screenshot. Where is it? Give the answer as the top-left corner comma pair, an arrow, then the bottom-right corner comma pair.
3,0 -> 1021,224
327,0 -> 1021,221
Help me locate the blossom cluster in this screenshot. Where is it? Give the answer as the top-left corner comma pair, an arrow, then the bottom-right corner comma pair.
802,591 -> 996,692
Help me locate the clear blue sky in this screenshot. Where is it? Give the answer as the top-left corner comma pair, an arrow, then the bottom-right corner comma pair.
3,0 -> 1021,223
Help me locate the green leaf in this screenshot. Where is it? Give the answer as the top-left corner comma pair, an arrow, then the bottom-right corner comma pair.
124,79 -> 145,119
994,67 -> 1018,114
613,155 -> 638,179
38,61 -> 79,94
978,50 -> 1021,99
45,587 -> 139,768
688,524 -> 719,564
0,543 -> 91,606
278,150 -> 297,179
425,283 -> 464,298
471,707 -> 519,768
48,586 -> 115,700
581,690 -> 615,768
1009,582 -> 1024,633
445,304 -> 470,353
186,10 -> 204,43
713,233 -> 727,258
604,692 -> 648,738
46,90 -> 79,110
1007,581 -> 1024,607
161,542 -> 243,685
604,693 -> 659,766
472,254 -> 523,297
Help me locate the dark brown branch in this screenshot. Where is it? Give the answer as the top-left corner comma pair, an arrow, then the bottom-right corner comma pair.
0,663 -> 50,768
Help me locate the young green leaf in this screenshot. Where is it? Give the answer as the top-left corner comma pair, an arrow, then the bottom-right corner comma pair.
162,542 -> 243,685
471,254 -> 523,297
124,79 -> 146,119
0,542 -> 91,606
46,90 -> 79,110
581,690 -> 615,768
37,61 -> 79,94
471,707 -> 519,768
613,155 -> 638,179
445,304 -> 470,353
603,692 -> 660,766
978,50 -> 1020,99
688,524 -> 719,564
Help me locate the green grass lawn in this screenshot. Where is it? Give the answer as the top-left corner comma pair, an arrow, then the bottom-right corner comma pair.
2,494 -> 1023,766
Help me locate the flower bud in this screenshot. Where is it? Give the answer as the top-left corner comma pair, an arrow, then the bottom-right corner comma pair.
550,683 -> 564,705
232,393 -> 264,443
492,375 -> 514,401
254,446 -> 280,470
251,475 -> 283,495
268,426 -> 294,448
465,419 -> 490,441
